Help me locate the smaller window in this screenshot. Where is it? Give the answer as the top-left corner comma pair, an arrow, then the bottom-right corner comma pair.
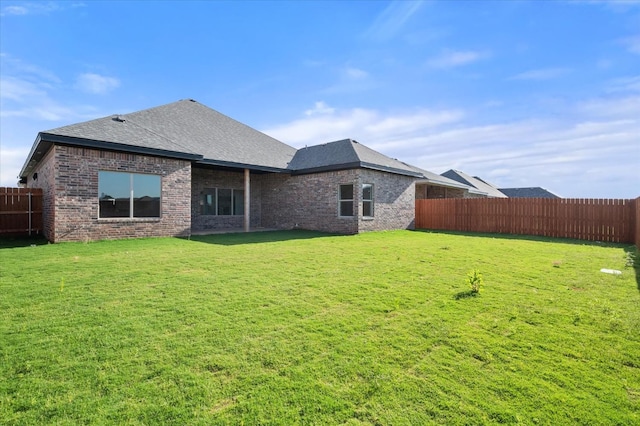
339,184 -> 354,217
201,188 -> 244,216
362,184 -> 374,217
201,189 -> 216,215
233,189 -> 245,216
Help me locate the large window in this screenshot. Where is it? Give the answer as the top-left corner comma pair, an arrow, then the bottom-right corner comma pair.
339,184 -> 354,217
362,183 -> 374,217
201,188 -> 244,216
99,171 -> 161,218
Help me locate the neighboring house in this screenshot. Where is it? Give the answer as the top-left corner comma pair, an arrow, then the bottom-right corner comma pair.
498,187 -> 560,198
441,169 -> 508,198
441,169 -> 560,199
19,99 -> 479,242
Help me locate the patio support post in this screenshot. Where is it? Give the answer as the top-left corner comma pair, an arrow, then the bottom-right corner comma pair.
244,168 -> 250,232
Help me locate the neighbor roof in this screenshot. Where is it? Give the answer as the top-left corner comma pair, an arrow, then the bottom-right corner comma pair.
498,187 -> 560,198
441,169 -> 508,198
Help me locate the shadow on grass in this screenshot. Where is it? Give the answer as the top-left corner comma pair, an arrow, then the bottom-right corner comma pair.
183,229 -> 337,246
623,245 -> 640,292
413,229 -> 632,249
454,290 -> 479,300
0,235 -> 49,249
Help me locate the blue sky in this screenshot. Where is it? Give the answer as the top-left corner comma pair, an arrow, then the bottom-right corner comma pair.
1,0 -> 638,198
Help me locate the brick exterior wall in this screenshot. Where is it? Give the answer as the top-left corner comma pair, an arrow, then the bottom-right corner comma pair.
261,170 -> 360,234
29,145 -> 191,242
27,145 -> 422,240
27,146 -> 56,241
260,169 -> 415,234
357,169 -> 416,232
191,167 -> 261,231
415,183 -> 467,199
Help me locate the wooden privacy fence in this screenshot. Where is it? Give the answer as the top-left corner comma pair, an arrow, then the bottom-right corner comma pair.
416,197 -> 640,245
0,187 -> 43,236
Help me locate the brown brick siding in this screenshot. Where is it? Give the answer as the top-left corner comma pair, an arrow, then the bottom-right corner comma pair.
28,145 -> 424,240
357,169 -> 416,232
27,146 -> 56,241
261,170 -> 360,234
30,145 -> 191,242
415,183 -> 467,199
259,169 -> 415,234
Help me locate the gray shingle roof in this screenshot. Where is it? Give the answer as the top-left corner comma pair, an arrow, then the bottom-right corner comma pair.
20,100 -> 474,194
498,187 -> 560,198
38,99 -> 297,171
288,139 -> 422,177
441,169 -> 508,198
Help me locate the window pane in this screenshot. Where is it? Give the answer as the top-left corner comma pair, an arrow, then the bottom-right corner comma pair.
363,184 -> 373,217
340,184 -> 353,200
202,191 -> 216,215
340,201 -> 353,217
99,171 -> 130,218
233,189 -> 244,216
133,174 -> 161,217
218,189 -> 232,215
363,184 -> 372,201
363,201 -> 372,217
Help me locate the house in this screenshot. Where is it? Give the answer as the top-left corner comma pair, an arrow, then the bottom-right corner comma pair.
441,169 -> 560,199
19,99 -> 483,242
441,169 -> 508,198
498,187 -> 560,198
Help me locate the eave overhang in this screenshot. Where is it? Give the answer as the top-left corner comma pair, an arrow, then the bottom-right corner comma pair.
290,161 -> 423,178
195,158 -> 291,174
19,133 -> 203,180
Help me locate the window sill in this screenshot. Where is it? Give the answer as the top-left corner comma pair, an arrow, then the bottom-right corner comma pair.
362,217 -> 374,221
98,217 -> 161,223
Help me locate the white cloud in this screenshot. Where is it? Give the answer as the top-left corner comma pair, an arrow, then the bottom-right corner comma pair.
344,67 -> 368,80
321,65 -> 376,95
1,5 -> 29,15
75,73 -> 120,95
263,95 -> 639,198
510,68 -> 571,80
364,0 -> 424,41
578,95 -> 640,117
427,50 -> 490,69
605,75 -> 640,92
263,103 -> 463,149
0,2 -> 85,16
619,35 -> 640,54
305,101 -> 335,116
0,146 -> 30,187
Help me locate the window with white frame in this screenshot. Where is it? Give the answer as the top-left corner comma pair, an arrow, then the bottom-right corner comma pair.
362,183 -> 374,217
201,188 -> 245,216
339,184 -> 354,217
98,171 -> 161,218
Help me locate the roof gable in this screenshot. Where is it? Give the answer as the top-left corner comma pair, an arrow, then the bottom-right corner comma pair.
41,99 -> 297,171
288,139 -> 422,177
20,100 -> 465,186
441,169 -> 508,198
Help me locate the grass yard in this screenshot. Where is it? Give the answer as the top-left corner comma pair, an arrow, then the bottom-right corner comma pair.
1,230 -> 639,425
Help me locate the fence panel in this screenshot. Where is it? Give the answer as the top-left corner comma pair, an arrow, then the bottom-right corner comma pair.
0,187 -> 43,235
415,197 -> 636,244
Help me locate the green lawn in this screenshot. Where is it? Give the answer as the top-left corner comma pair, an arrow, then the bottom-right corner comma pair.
1,230 -> 639,425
